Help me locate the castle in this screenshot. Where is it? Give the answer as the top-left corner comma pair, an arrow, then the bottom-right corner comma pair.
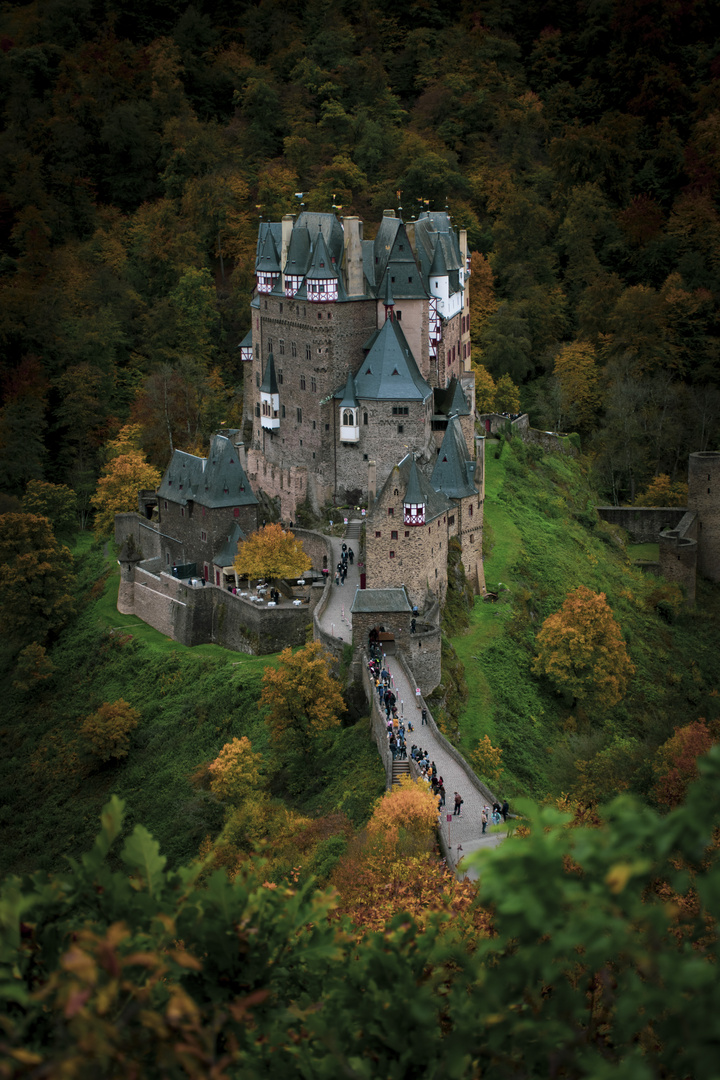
113,208 -> 486,656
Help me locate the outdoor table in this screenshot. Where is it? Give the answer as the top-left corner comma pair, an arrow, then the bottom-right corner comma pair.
293,599 -> 302,606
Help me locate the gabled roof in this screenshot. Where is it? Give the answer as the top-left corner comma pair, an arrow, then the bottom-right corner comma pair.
306,231 -> 338,280
260,353 -> 278,395
214,522 -> 247,567
371,456 -> 451,525
352,317 -> 431,402
256,228 -> 281,273
350,587 -> 412,614
431,415 -> 478,500
434,377 -> 470,417
339,369 -> 358,409
157,435 -> 258,510
377,220 -> 428,301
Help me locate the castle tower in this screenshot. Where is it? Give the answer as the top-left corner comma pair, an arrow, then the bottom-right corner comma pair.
688,450 -> 720,583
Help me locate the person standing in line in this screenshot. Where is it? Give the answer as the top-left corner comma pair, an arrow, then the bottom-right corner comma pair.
481,807 -> 488,834
421,708 -> 427,725
438,784 -> 445,808
348,548 -> 354,564
453,792 -> 463,816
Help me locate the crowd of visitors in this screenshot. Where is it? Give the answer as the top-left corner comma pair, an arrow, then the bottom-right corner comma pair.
334,543 -> 354,585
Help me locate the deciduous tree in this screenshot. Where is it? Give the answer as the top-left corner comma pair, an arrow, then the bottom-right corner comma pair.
12,642 -> 55,692
652,719 -> 716,808
261,642 -> 346,782
552,339 -> 600,431
234,523 -> 311,582
91,426 -> 162,536
470,734 -> 503,784
532,585 -> 635,708
0,513 -> 74,646
635,474 -> 689,507
208,736 -> 264,806
22,479 -> 78,537
493,372 -> 521,414
82,699 -> 140,761
473,362 -> 496,413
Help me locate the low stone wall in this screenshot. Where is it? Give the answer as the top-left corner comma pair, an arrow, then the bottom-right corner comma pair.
361,659 -> 393,788
478,412 -> 529,437
114,513 -> 162,561
596,506 -> 687,543
524,428 -> 578,456
125,564 -> 311,653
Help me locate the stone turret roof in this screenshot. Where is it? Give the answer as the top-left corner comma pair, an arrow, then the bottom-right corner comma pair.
434,377 -> 470,417
339,369 -> 358,409
431,415 -> 478,500
260,353 -> 278,395
372,455 -> 451,526
256,228 -> 281,272
306,231 -> 338,280
158,435 -> 258,510
214,522 -> 247,567
351,317 -> 431,402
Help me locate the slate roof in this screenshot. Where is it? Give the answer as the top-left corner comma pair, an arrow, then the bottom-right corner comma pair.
256,228 -> 281,273
372,455 -> 451,526
413,211 -> 464,295
434,377 -> 470,417
339,369 -> 358,409
350,587 -> 412,614
377,222 -> 428,301
238,329 -> 252,349
214,522 -> 247,567
260,353 -> 279,395
306,231 -> 338,280
158,435 -> 258,509
283,225 -> 311,277
431,415 -> 478,500
348,317 -> 431,402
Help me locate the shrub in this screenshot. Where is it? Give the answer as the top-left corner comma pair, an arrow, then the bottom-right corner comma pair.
82,699 -> 140,761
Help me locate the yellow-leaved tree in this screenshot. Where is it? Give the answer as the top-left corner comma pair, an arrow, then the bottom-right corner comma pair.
82,699 -> 140,761
552,339 -> 600,431
473,363 -> 497,414
208,736 -> 264,806
234,522 -> 311,581
493,373 -> 521,414
635,474 -> 689,507
261,641 -> 345,788
470,735 -> 503,785
532,585 -> 635,709
91,425 -> 162,537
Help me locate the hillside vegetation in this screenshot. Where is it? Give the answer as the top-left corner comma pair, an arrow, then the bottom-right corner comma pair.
450,438 -> 720,799
0,542 -> 384,878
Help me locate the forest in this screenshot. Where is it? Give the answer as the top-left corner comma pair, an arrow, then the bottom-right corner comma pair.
1,0 -> 719,509
1,1 -> 720,1074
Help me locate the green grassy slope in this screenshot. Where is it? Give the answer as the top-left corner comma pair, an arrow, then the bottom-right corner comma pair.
0,545 -> 384,877
450,439 -> 720,800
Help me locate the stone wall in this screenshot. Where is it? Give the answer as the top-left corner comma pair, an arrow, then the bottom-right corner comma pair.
478,412 -> 529,437
596,506 -> 687,543
114,513 -> 162,561
361,658 -> 394,789
122,564 -> 312,654
659,510 -> 698,604
365,480 -> 448,608
524,427 -> 577,455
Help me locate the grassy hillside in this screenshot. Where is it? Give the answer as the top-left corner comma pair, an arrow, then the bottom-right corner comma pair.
0,544 -> 384,877
451,438 -> 720,800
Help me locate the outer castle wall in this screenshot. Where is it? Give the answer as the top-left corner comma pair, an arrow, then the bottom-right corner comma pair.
596,507 -> 687,543
688,451 -> 720,583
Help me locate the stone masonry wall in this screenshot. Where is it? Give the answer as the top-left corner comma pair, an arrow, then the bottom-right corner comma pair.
688,450 -> 720,583
596,506 -> 687,543
366,480 -> 448,608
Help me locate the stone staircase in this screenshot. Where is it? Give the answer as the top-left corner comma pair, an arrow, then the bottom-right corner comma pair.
391,758 -> 410,785
345,519 -> 362,541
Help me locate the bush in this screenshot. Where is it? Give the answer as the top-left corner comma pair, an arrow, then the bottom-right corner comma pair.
82,699 -> 140,761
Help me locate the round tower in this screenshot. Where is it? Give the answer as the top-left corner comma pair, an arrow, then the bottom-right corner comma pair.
688,451 -> 720,583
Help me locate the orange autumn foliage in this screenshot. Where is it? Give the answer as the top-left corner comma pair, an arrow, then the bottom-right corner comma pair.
208,736 -> 264,805
234,522 -> 311,581
652,719 -> 716,808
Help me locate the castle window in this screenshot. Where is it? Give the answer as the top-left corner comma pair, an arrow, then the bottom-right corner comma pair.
279,339 -> 285,354
390,550 -> 395,558
264,300 -> 267,308
399,244 -> 404,251
375,531 -> 381,537
391,276 -> 395,283
181,508 -> 184,516
328,312 -> 332,320
469,505 -> 474,516
256,372 -> 260,387
300,374 -> 306,389
364,453 -> 368,460
268,338 -> 272,352
326,423 -> 330,431
201,530 -> 207,541
164,501 -> 167,510
391,530 -> 398,539
398,424 -> 403,433
291,341 -> 297,356
388,508 -> 394,516
394,489 -> 399,495
311,376 -> 317,392
396,310 -> 401,320
408,276 -> 412,283
234,508 -> 240,517
281,405 -> 286,417
363,413 -> 368,425
342,409 -> 355,426
405,530 -> 409,537
435,568 -> 438,577
306,344 -> 311,360
392,406 -> 409,415
255,404 -> 260,416
297,407 -> 302,423
312,420 -> 316,429
470,535 -> 474,543
278,371 -> 283,384
448,515 -> 455,525
255,344 -> 259,358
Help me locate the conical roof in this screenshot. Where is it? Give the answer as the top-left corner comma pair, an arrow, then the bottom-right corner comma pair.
339,369 -> 358,409
260,353 -> 279,395
256,228 -> 281,273
431,415 -> 477,499
306,230 -> 338,280
404,457 -> 424,505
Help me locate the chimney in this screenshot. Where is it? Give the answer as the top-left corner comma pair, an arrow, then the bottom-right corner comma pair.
383,209 -> 396,217
342,215 -> 364,297
405,220 -> 417,255
368,459 -> 377,505
233,436 -> 248,470
281,214 -> 294,292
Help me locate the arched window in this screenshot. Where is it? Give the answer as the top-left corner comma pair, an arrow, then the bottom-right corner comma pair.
342,409 -> 355,426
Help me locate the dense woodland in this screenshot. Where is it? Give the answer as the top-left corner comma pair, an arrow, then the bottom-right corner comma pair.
2,3 -> 720,1073
1,0 -> 719,510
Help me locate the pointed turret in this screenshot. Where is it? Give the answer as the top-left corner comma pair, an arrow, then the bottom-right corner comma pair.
256,229 -> 281,293
260,354 -> 280,430
306,231 -> 339,302
431,415 -> 477,499
404,457 -> 426,525
339,370 -> 360,442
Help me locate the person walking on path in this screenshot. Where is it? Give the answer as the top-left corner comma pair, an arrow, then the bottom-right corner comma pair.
501,799 -> 509,821
421,708 -> 427,725
453,791 -> 463,817
481,806 -> 488,834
